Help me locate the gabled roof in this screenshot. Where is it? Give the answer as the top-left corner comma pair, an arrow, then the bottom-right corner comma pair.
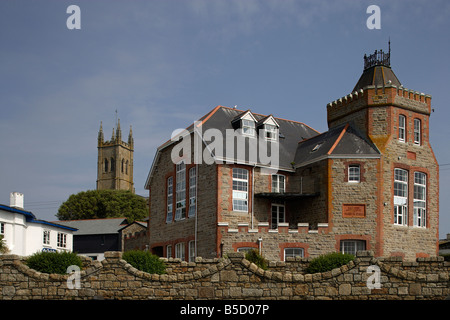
294,123 -> 380,167
231,109 -> 257,124
118,220 -> 147,232
54,218 -> 128,235
256,114 -> 279,128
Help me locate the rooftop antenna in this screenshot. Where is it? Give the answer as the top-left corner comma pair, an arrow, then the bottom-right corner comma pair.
388,37 -> 391,56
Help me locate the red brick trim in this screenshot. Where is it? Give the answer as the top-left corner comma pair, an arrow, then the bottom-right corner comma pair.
416,252 -> 430,258
343,161 -> 366,183
232,242 -> 258,252
327,124 -> 349,155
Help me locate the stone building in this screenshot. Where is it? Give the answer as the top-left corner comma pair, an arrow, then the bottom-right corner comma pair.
97,119 -> 134,193
145,47 -> 439,261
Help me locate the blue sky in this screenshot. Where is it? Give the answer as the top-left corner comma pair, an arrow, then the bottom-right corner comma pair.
1,0 -> 449,238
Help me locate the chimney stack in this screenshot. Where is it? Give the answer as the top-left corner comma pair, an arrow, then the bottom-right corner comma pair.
10,192 -> 24,209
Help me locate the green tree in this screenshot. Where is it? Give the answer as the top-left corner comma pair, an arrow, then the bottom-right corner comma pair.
0,236 -> 9,254
56,190 -> 148,222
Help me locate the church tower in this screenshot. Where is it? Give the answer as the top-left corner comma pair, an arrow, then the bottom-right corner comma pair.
97,119 -> 134,193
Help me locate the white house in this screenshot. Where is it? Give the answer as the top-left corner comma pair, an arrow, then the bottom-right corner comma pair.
0,192 -> 77,256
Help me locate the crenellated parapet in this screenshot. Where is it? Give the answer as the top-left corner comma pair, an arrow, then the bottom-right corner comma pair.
327,83 -> 432,126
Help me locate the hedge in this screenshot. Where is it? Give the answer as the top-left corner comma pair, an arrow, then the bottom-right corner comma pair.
25,251 -> 83,274
245,249 -> 268,270
305,252 -> 355,274
122,250 -> 166,274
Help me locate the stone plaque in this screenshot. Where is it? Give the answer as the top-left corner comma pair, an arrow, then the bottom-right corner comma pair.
342,204 -> 366,218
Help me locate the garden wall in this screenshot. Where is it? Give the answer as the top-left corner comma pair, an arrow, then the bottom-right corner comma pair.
1,251 -> 449,300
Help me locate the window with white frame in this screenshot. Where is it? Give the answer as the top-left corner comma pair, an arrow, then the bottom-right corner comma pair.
166,176 -> 173,223
188,167 -> 196,218
272,174 -> 285,193
175,162 -> 186,221
394,168 -> 408,226
43,230 -> 50,245
414,119 -> 421,145
264,124 -> 278,141
232,168 -> 249,212
348,164 -> 360,183
57,233 -> 67,248
271,203 -> 285,229
166,245 -> 172,258
399,115 -> 406,142
175,242 -> 185,261
241,119 -> 255,136
340,240 -> 366,255
284,248 -> 304,261
188,240 -> 196,262
0,222 -> 4,235
414,172 -> 426,227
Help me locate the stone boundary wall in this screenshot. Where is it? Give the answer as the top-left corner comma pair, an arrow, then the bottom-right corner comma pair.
1,251 -> 449,300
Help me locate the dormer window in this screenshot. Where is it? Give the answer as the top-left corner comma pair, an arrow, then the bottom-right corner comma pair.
264,124 -> 278,141
231,110 -> 257,137
256,115 -> 279,141
242,119 -> 256,136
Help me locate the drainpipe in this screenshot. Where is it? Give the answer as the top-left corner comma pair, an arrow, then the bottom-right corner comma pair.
257,237 -> 263,255
300,176 -> 303,194
195,164 -> 198,259
251,164 -> 256,229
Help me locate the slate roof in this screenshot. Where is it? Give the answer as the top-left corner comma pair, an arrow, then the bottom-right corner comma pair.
200,107 -> 319,169
54,218 -> 128,235
294,123 -> 380,167
353,65 -> 401,92
145,106 -> 381,188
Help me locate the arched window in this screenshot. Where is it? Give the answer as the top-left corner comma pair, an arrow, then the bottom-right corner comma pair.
104,159 -> 109,172
110,158 -> 115,171
126,160 -> 129,174
122,159 -> 125,173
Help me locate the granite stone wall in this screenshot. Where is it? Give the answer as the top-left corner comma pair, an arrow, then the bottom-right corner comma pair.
1,251 -> 449,300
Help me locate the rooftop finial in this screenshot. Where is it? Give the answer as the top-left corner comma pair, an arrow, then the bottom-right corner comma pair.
363,41 -> 391,70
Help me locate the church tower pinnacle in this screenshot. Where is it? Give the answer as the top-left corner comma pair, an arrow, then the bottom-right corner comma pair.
97,118 -> 134,193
